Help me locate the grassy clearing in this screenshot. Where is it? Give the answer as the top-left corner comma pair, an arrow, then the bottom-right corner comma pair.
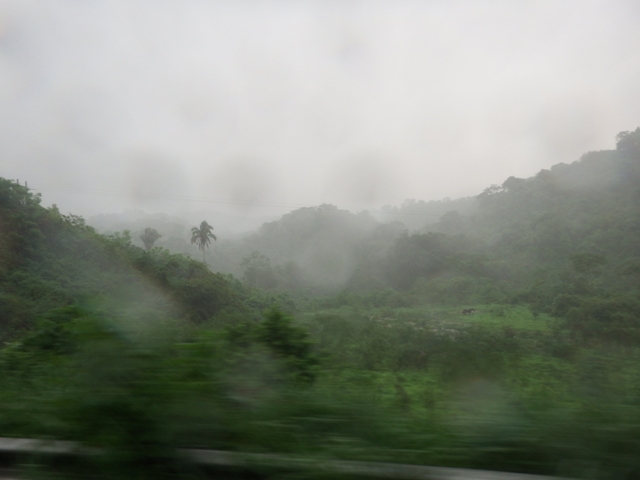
299,303 -> 552,334
452,305 -> 553,331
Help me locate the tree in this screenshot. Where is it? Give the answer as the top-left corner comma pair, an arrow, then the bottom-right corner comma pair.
570,252 -> 606,275
256,306 -> 317,383
616,127 -> 640,155
191,221 -> 217,265
139,227 -> 161,251
570,252 -> 606,293
241,251 -> 277,289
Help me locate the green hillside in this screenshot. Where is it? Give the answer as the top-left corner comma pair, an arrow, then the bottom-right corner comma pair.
204,129 -> 640,317
0,178 -> 244,339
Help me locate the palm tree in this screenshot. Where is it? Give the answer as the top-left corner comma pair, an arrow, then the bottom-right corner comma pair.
191,221 -> 217,265
140,227 -> 162,251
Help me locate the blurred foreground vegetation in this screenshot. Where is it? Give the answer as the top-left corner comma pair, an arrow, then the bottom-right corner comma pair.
4,302 -> 640,479
2,129 -> 640,478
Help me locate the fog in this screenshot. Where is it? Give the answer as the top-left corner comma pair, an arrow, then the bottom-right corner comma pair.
1,0 -> 640,231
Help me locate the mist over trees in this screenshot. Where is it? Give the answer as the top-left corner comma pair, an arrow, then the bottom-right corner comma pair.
2,128 -> 640,477
212,129 -> 636,305
191,220 -> 217,265
72,128 -> 640,311
140,227 -> 162,251
4,0 -> 640,474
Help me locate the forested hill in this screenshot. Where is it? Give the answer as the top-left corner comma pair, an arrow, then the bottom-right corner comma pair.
464,128 -> 640,285
470,128 -> 640,246
0,178 -> 244,340
222,129 -> 640,317
376,128 -> 640,318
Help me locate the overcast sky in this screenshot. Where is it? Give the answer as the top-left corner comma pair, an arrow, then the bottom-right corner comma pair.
1,0 -> 640,223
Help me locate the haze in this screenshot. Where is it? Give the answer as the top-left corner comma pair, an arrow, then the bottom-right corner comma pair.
1,0 -> 640,229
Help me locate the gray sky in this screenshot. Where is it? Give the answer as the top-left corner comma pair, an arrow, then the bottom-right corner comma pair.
1,0 -> 640,223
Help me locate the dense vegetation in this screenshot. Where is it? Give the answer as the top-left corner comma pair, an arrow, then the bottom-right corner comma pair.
0,179 -> 250,337
2,128 -> 640,479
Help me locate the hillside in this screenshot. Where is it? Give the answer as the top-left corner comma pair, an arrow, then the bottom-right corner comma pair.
202,129 -> 639,311
8,128 -> 637,328
0,178 -> 244,339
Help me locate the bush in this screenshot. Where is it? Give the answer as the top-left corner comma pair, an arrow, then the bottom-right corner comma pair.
564,295 -> 640,344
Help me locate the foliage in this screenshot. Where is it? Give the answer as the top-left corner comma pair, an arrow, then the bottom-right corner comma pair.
241,251 -> 278,289
190,220 -> 216,264
570,252 -> 607,275
616,127 -> 640,156
256,306 -> 318,382
139,227 -> 162,251
226,306 -> 318,383
0,178 -> 244,340
563,295 -> 640,344
5,300 -> 640,477
215,204 -> 399,291
386,231 -> 492,293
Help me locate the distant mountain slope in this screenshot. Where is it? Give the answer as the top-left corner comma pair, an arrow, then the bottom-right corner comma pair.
472,128 -> 640,279
216,204 -> 404,290
381,128 -> 640,306
206,128 -> 640,299
376,196 -> 477,231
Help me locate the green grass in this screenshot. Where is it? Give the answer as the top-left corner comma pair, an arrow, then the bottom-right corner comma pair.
300,303 -> 553,334
452,305 -> 552,331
